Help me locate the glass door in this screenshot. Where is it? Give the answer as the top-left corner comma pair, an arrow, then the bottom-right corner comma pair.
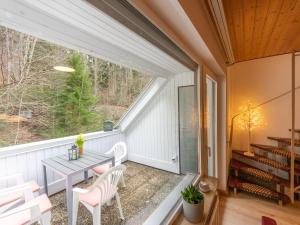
178,85 -> 198,174
206,76 -> 217,177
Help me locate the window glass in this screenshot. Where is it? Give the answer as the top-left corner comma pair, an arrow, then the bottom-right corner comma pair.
0,26 -> 151,147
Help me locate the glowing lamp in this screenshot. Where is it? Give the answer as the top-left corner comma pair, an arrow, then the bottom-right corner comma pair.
237,101 -> 264,157
53,66 -> 75,73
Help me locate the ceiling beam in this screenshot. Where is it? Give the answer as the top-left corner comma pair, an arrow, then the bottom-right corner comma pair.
86,0 -> 198,71
206,0 -> 235,64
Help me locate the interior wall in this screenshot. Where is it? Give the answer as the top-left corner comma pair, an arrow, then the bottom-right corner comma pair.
213,74 -> 227,191
228,54 -> 300,151
125,72 -> 194,174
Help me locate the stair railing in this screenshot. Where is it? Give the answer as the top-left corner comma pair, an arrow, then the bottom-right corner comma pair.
228,53 -> 300,203
291,52 -> 297,203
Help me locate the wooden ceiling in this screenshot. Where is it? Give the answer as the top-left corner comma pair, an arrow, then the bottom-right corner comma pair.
223,0 -> 300,62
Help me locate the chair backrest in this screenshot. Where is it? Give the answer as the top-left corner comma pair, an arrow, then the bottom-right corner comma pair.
0,184 -> 34,214
92,164 -> 126,204
0,173 -> 24,189
0,201 -> 40,224
106,142 -> 127,166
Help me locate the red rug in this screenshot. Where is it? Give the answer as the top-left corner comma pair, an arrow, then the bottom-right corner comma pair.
262,216 -> 277,225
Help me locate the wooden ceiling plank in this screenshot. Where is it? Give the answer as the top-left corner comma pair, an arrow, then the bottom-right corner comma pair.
262,0 -> 286,57
284,1 -> 300,53
247,0 -> 270,61
222,0 -> 300,62
269,0 -> 293,55
241,0 -> 246,61
243,0 -> 257,60
257,0 -> 283,58
235,0 -> 244,61
223,0 -> 239,60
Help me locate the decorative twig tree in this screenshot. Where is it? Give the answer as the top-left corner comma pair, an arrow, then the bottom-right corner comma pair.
237,101 -> 264,156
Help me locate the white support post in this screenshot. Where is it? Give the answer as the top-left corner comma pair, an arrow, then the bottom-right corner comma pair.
233,187 -> 237,196
291,52 -> 296,203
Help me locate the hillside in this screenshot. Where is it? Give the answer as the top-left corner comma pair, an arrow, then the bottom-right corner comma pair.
0,26 -> 151,147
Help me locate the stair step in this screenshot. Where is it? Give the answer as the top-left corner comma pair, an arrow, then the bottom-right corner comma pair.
289,129 -> 300,133
228,177 -> 290,204
233,150 -> 300,180
233,150 -> 290,171
230,159 -> 289,186
251,144 -> 300,160
268,137 -> 300,147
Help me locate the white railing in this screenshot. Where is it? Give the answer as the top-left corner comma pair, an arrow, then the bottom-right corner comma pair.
0,130 -> 124,195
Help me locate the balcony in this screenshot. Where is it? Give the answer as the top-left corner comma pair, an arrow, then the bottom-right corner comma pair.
50,161 -> 183,225
0,130 -> 191,225
0,1 -> 198,224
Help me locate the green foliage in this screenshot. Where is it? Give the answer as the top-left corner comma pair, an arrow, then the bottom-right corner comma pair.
56,53 -> 99,134
0,25 -> 152,147
181,185 -> 203,204
75,134 -> 84,148
98,61 -> 110,89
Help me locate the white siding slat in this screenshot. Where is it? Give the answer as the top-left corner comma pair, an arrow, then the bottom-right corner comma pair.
125,72 -> 194,173
0,159 -> 6,188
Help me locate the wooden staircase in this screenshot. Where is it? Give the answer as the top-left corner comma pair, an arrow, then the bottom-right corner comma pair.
229,129 -> 300,205
267,137 -> 300,147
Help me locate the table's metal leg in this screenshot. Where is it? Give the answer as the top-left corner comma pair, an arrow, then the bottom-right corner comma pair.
66,176 -> 73,225
84,170 -> 88,183
43,165 -> 48,195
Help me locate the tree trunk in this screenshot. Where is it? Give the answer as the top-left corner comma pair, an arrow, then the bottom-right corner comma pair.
93,58 -> 98,95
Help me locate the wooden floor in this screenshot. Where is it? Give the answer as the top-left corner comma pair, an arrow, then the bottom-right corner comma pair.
220,194 -> 300,225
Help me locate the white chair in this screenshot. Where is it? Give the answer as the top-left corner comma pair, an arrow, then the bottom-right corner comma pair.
0,173 -> 40,213
0,185 -> 52,225
73,164 -> 126,225
92,142 -> 127,187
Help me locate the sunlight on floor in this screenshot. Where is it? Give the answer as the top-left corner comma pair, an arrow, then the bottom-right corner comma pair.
220,194 -> 300,225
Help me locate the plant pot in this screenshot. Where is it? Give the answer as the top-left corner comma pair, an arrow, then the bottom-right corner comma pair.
79,147 -> 84,156
182,199 -> 204,223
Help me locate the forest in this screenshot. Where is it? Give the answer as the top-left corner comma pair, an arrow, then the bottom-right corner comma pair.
0,26 -> 151,147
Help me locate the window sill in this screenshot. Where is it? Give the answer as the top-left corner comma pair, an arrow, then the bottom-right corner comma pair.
143,173 -> 199,225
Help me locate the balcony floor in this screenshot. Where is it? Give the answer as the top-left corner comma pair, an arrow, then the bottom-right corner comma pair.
49,161 -> 183,225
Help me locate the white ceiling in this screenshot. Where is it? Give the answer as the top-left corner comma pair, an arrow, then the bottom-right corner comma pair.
0,0 -> 192,77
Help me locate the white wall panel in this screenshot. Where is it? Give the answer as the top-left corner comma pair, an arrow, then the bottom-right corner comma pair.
125,72 -> 194,173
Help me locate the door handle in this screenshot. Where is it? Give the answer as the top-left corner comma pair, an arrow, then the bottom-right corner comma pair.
208,146 -> 211,157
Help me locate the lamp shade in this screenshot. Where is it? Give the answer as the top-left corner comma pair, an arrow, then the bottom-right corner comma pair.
53,66 -> 75,72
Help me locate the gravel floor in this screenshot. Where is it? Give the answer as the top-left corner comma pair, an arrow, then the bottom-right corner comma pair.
49,161 -> 184,225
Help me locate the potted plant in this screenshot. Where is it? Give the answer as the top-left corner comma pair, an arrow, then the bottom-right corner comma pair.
75,134 -> 84,156
181,185 -> 204,223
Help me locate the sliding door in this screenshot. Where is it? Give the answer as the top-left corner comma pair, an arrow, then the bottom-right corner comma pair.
206,76 -> 217,177
179,85 -> 198,173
